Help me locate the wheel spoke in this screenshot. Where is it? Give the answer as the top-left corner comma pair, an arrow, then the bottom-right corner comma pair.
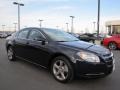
60,60 -> 64,67
55,70 -> 60,76
54,63 -> 60,69
8,49 -> 13,59
63,65 -> 68,72
60,72 -> 66,80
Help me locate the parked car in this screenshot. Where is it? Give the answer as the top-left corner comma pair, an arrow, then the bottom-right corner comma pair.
101,34 -> 120,50
78,33 -> 95,43
0,33 -> 8,38
6,27 -> 115,83
0,33 -> 2,38
69,33 -> 95,43
93,33 -> 106,40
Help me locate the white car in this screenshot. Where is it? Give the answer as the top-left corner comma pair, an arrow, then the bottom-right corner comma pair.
0,33 -> 8,38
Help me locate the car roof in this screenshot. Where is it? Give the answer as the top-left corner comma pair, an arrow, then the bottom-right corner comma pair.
22,27 -> 59,32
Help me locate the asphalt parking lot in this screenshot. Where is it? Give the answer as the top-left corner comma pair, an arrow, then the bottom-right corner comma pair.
0,39 -> 120,90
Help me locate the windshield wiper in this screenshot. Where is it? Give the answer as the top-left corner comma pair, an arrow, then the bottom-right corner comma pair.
57,41 -> 67,42
57,40 -> 79,42
73,40 -> 79,41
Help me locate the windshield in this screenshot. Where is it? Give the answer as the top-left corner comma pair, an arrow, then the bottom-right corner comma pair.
42,29 -> 79,42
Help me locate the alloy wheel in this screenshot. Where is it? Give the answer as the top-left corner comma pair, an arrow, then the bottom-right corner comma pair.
108,42 -> 117,50
53,60 -> 69,81
7,47 -> 14,60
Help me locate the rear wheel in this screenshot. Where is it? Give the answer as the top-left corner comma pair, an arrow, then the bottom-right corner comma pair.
7,46 -> 16,61
51,56 -> 74,83
108,42 -> 117,50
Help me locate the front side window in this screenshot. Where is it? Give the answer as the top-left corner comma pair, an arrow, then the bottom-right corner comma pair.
17,30 -> 29,39
28,30 -> 44,40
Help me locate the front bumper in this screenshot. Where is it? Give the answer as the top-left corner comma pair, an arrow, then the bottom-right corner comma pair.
74,57 -> 114,78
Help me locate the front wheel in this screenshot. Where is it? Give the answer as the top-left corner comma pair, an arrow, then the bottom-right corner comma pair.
51,56 -> 74,83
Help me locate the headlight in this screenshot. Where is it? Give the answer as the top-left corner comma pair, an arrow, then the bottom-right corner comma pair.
77,51 -> 100,63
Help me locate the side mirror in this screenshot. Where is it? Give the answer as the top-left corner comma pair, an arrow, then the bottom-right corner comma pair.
34,36 -> 45,41
34,37 -> 47,45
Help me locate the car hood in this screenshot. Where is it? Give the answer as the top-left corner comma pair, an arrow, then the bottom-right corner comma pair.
59,41 -> 110,55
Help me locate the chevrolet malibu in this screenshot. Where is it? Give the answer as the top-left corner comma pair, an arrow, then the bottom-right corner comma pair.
6,28 -> 115,83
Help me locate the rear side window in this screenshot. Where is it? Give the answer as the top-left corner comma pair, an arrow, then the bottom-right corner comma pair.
17,30 -> 29,39
80,35 -> 88,38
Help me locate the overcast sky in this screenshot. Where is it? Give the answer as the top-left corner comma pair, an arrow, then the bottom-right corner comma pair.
0,0 -> 120,33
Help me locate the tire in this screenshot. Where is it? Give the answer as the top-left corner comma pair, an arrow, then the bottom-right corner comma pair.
108,42 -> 117,50
51,56 -> 74,83
92,40 -> 95,44
7,46 -> 16,61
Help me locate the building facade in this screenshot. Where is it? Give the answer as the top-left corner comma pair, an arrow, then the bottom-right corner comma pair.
106,20 -> 120,35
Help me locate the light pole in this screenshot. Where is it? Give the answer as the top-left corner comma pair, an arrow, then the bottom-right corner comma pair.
13,23 -> 17,32
93,22 -> 96,32
2,25 -> 5,33
13,2 -> 24,31
97,0 -> 100,37
39,19 -> 43,28
70,16 -> 75,33
56,26 -> 59,29
66,23 -> 69,32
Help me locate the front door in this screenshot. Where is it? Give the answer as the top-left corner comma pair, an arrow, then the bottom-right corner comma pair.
26,29 -> 51,66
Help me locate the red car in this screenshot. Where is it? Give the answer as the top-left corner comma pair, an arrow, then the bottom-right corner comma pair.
102,34 -> 120,50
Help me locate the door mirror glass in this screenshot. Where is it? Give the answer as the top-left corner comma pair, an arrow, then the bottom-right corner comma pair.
34,36 -> 45,41
34,36 -> 47,45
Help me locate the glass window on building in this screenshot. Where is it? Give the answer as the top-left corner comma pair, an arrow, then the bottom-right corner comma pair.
113,26 -> 120,34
